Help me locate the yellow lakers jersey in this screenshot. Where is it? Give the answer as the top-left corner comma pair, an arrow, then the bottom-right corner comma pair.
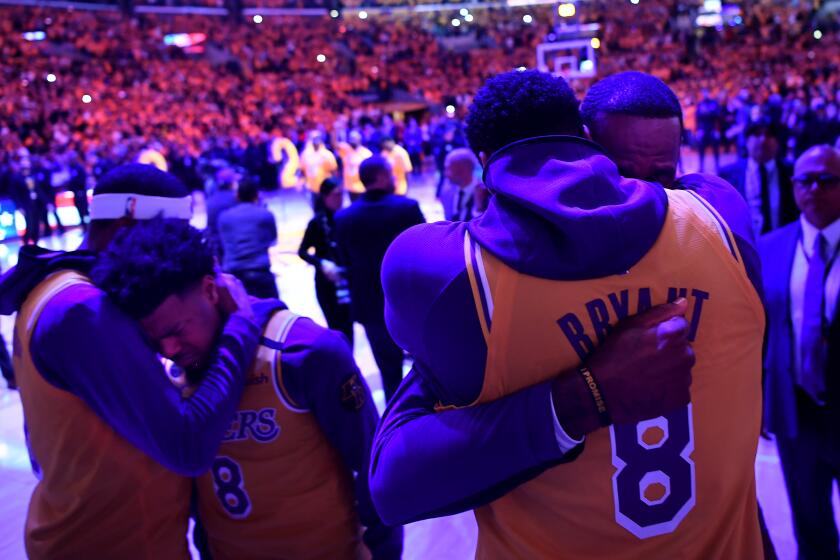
195,311 -> 364,560
339,144 -> 373,194
302,147 -> 338,193
464,189 -> 765,559
14,270 -> 191,559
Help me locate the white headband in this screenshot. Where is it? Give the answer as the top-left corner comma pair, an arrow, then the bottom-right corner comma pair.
89,193 -> 193,220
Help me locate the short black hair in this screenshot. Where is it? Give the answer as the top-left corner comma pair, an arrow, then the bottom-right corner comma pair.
319,177 -> 341,198
237,179 -> 259,203
359,155 -> 390,188
580,71 -> 683,128
91,217 -> 215,320
465,70 -> 583,157
745,117 -> 783,138
94,163 -> 189,198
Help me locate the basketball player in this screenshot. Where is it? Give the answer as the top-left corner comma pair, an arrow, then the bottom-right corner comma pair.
338,130 -> 373,200
92,217 -> 401,559
580,71 -> 762,294
372,70 -> 765,557
584,71 -> 775,558
0,164 -> 269,559
301,131 -> 338,194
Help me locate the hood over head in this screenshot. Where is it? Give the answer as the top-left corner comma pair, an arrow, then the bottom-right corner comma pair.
0,246 -> 96,315
467,136 -> 668,280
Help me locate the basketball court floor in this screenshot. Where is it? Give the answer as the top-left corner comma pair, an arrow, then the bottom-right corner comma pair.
0,152 -> 837,558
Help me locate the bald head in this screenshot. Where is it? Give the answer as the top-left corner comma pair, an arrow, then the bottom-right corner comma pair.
445,148 -> 480,188
793,145 -> 840,229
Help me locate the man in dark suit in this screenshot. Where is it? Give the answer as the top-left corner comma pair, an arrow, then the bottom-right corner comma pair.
335,156 -> 425,401
217,179 -> 279,299
720,119 -> 798,236
439,148 -> 487,222
760,144 -> 840,560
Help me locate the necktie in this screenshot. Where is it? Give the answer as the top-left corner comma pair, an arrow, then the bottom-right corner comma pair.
455,188 -> 465,221
800,233 -> 828,403
759,163 -> 772,234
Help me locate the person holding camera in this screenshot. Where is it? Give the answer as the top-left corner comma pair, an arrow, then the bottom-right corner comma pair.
298,178 -> 354,345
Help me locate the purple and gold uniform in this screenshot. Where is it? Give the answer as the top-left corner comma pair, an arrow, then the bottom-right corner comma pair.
0,246 -> 263,560
196,308 -> 400,560
372,136 -> 765,558
465,188 -> 764,558
15,270 -> 191,559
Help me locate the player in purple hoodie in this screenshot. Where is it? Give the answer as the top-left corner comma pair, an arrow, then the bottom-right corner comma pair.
371,71 -> 765,558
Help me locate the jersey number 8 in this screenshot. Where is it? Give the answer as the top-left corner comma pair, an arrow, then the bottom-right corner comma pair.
610,404 -> 696,539
211,456 -> 252,519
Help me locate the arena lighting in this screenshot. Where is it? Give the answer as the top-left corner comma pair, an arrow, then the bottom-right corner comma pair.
46,73 -> 57,83
813,29 -> 823,40
359,10 -> 368,19
630,0 -> 640,4
163,33 -> 207,49
523,14 -> 533,23
516,66 -> 527,71
558,3 -> 575,17
446,105 -> 456,114
465,14 -> 474,22
82,94 -> 92,104
591,37 -> 601,49
460,8 -> 469,16
580,59 -> 594,72
330,9 -> 340,18
253,14 -> 263,23
316,53 -> 327,62
452,18 -> 461,27
22,31 -> 46,42
507,0 -> 556,6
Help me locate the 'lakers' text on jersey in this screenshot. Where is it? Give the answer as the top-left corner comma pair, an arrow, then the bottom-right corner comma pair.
464,189 -> 765,559
195,311 -> 364,560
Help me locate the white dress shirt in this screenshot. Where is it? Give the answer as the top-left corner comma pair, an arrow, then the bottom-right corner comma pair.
745,158 -> 781,234
790,215 -> 840,388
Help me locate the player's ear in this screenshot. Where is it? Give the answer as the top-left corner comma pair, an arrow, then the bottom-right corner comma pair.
479,151 -> 489,166
202,274 -> 220,305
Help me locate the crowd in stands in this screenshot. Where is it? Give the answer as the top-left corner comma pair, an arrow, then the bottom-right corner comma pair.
1,0 -> 839,233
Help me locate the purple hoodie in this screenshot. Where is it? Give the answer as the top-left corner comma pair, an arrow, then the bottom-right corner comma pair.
370,136 -> 760,526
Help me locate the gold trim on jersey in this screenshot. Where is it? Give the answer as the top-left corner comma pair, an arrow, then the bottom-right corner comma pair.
268,311 -> 310,414
464,231 -> 491,343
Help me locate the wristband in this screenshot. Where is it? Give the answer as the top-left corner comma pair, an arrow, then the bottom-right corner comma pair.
578,365 -> 612,427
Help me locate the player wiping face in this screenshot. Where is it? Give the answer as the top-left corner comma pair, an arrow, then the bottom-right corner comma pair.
0,164 -> 267,560
92,218 -> 402,560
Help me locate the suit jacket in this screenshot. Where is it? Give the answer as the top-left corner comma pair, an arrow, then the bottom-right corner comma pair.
218,202 -> 277,273
334,190 -> 425,324
719,158 -> 798,229
759,222 -> 840,439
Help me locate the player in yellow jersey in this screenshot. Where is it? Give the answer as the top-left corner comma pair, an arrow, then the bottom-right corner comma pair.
0,164 -> 267,559
372,70 -> 765,558
381,138 -> 413,196
338,130 -> 374,200
301,131 -> 338,195
92,217 -> 402,560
